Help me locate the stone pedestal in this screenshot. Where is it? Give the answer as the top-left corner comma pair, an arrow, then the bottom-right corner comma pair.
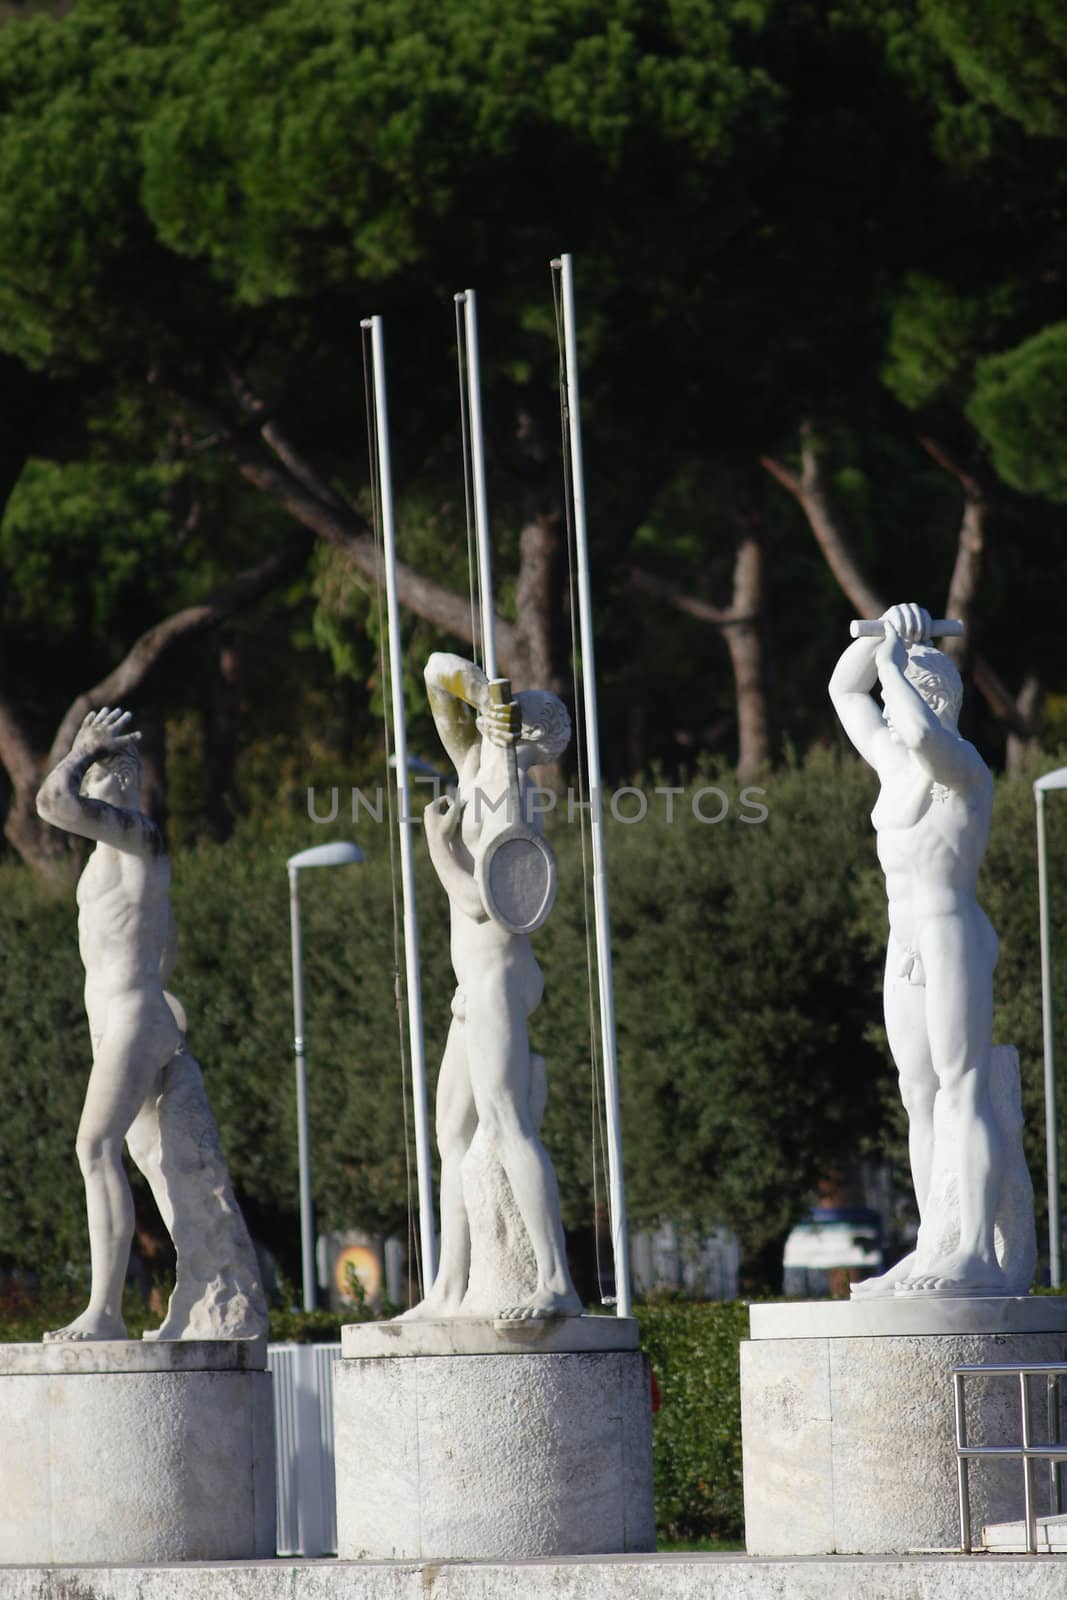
741,1297 -> 1067,1555
0,1338 -> 274,1563
334,1316 -> 655,1560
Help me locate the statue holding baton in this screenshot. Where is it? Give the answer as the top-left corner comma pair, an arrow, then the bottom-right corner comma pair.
829,604 -> 1035,1298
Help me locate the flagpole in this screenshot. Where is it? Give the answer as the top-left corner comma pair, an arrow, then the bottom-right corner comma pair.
458,289 -> 498,679
363,314 -> 438,1290
553,253 -> 632,1318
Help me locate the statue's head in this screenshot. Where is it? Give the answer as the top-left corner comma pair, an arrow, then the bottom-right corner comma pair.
514,690 -> 572,769
903,644 -> 964,728
82,744 -> 143,806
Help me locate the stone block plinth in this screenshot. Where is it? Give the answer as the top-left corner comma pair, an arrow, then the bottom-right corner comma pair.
334,1316 -> 655,1560
0,1338 -> 274,1563
741,1297 -> 1067,1555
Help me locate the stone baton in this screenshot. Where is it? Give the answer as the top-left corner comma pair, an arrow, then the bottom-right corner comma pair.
850,618 -> 964,639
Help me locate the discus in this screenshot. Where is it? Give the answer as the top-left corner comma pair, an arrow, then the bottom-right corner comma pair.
475,678 -> 559,937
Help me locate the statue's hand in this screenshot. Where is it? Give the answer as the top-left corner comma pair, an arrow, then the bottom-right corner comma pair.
876,617 -> 909,677
424,794 -> 460,842
880,602 -> 931,647
69,706 -> 141,764
481,698 -> 520,748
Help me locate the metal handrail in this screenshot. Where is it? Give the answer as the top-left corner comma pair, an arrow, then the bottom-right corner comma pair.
952,1361 -> 1067,1553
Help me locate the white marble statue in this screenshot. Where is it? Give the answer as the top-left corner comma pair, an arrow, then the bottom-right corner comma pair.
401,653 -> 582,1323
35,708 -> 267,1341
830,604 -> 1035,1298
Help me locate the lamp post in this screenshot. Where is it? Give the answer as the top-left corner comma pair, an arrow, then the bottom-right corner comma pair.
1036,769 -> 1067,1288
287,841 -> 365,1311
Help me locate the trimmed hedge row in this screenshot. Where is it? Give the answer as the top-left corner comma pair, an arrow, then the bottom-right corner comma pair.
641,1298 -> 748,1541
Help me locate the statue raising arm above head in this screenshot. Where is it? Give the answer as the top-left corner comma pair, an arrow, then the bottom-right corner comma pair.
873,612 -> 984,794
828,604 -> 1034,1301
400,654 -> 580,1325
828,627 -> 895,771
36,708 -> 158,855
424,653 -> 492,774
34,707 -> 266,1343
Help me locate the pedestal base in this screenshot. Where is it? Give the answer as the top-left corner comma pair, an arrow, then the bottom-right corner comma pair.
0,1339 -> 274,1563
335,1317 -> 655,1560
741,1298 -> 1067,1555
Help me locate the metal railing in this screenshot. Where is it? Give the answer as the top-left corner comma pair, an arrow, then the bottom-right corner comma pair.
268,1341 -> 343,1556
952,1361 -> 1067,1553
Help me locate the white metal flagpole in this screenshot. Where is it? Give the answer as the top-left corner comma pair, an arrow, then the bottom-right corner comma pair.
363,314 -> 439,1290
1035,769 -> 1067,1287
458,289 -> 498,679
553,252 -> 632,1318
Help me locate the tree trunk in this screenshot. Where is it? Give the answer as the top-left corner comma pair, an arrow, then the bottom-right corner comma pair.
213,408 -> 522,669
762,431 -> 1041,752
202,635 -> 241,841
919,437 -> 987,672
511,512 -> 562,691
0,537 -> 311,875
628,485 -> 774,778
1007,675 -> 1044,776
722,531 -> 773,780
0,684 -> 70,877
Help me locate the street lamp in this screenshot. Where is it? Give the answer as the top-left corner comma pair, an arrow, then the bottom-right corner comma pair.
1035,768 -> 1067,1288
287,841 -> 365,1311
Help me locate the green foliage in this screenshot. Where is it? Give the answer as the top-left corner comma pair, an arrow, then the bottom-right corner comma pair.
968,323 -> 1067,500
0,1285 -> 160,1342
883,276 -> 984,411
2,0 -> 1067,811
919,0 -> 1067,138
640,1297 -> 749,1541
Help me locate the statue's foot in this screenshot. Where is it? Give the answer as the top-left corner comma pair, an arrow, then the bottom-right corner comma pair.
395,1288 -> 465,1322
850,1251 -> 917,1300
496,1287 -> 583,1323
895,1250 -> 1007,1299
142,1318 -> 183,1342
43,1309 -> 126,1343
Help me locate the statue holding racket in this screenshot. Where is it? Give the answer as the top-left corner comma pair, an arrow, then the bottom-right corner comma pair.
402,651 -> 581,1323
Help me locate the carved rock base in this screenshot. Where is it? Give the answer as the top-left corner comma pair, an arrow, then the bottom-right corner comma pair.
0,1339 -> 274,1562
741,1304 -> 1067,1554
334,1335 -> 654,1560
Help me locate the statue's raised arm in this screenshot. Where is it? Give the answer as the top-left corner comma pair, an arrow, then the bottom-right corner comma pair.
873,615 -> 984,793
36,707 -> 161,855
424,653 -> 491,777
828,628 -> 894,770
828,603 -> 937,770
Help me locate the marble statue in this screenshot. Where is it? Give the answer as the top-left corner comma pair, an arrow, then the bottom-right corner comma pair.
401,653 -> 582,1322
829,604 -> 1035,1298
35,708 -> 267,1341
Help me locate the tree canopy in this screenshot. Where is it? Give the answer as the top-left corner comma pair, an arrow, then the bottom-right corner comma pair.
1,0 -> 1066,1289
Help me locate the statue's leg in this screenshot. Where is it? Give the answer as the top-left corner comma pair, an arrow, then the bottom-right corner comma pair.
465,977 -> 581,1320
399,1017 -> 476,1318
44,1015 -> 168,1342
852,942 -> 936,1299
885,943 -> 938,1216
899,912 -> 1004,1294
